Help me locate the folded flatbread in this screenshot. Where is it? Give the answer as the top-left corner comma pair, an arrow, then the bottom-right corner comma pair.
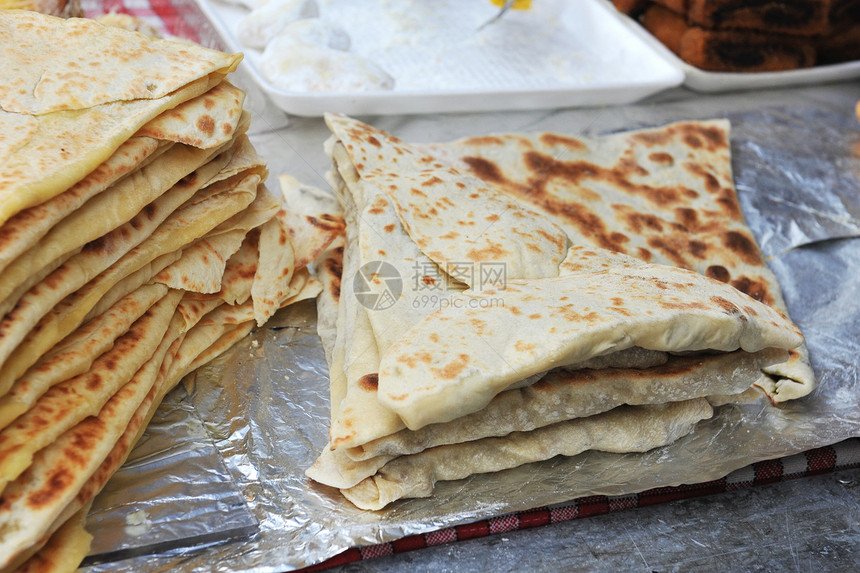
321,111 -> 578,451
0,289 -> 183,492
308,348 -> 786,489
341,399 -> 714,510
314,237 -> 344,416
0,136 -> 164,278
0,79 -> 246,288
178,175 -> 341,318
427,119 -> 814,402
378,264 -> 802,429
324,113 -> 571,284
8,503 -> 93,573
319,115 -> 808,445
307,114 -> 811,509
277,174 -> 345,271
0,12 -> 346,568
0,161 -> 258,388
0,126 -> 243,316
0,311 -> 185,569
0,284 -> 168,431
0,10 -> 242,225
136,80 -> 246,149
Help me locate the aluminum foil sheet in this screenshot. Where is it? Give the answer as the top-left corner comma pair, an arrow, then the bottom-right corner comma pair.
82,79 -> 860,572
84,387 -> 258,564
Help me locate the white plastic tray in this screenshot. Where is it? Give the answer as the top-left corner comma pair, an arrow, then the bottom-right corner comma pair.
601,0 -> 860,93
193,0 -> 684,116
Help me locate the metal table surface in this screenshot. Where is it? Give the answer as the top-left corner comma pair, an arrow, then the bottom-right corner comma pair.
326,466 -> 860,572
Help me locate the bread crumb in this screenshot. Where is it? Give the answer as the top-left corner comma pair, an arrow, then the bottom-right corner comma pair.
124,510 -> 152,537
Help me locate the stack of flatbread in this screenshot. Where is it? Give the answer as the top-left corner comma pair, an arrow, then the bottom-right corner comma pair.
0,11 -> 342,571
306,113 -> 813,511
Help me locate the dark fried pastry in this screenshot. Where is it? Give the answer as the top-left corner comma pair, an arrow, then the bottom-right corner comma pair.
642,4 -> 816,71
828,0 -> 860,24
651,0 -> 689,14
642,3 -> 690,54
681,27 -> 816,71
815,22 -> 860,63
687,0 -> 831,36
611,0 -> 651,17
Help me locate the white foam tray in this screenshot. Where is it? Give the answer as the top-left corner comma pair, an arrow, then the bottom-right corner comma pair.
194,0 -> 685,116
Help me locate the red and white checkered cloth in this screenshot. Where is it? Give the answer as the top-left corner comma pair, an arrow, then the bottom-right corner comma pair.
299,440 -> 860,571
74,1 -> 860,569
83,0 -> 216,45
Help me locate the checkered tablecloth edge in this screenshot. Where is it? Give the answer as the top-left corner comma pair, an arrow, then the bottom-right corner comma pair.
298,438 -> 860,571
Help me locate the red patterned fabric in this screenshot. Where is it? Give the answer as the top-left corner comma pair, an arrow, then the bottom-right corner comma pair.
85,0 -> 206,43
299,440 -> 860,572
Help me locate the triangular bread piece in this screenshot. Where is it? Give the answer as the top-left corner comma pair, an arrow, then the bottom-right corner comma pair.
429,120 -> 814,401
378,263 -> 803,429
0,11 -> 242,225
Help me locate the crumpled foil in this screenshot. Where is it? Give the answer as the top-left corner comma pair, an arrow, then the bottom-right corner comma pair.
81,77 -> 860,572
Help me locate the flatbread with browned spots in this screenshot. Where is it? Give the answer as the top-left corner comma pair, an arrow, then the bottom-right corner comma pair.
0,13 -> 350,567
306,115 -> 811,508
135,81 -> 245,150
428,120 -> 813,402
0,11 -> 242,227
152,136 -> 273,296
0,161 -> 258,391
0,82 -> 247,302
0,127 -> 243,319
0,310 -> 185,570
324,113 -> 570,284
0,290 -> 182,494
277,174 -> 345,271
174,176 -> 340,325
320,113 -> 575,453
377,263 -> 803,430
12,504 -> 93,573
0,137 -> 165,280
307,348 -> 786,489
0,284 -> 168,432
318,115 -> 807,438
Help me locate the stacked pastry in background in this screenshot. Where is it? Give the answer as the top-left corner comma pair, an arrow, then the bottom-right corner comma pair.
305,113 -> 811,510
0,11 -> 342,571
613,0 -> 860,71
